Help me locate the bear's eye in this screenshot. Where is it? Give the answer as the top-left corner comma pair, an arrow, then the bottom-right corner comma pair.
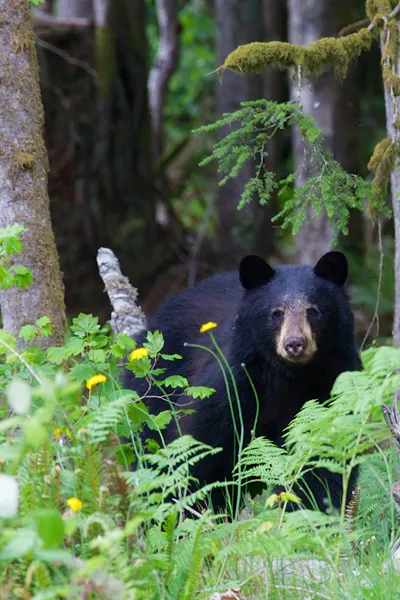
307,306 -> 321,319
271,308 -> 284,320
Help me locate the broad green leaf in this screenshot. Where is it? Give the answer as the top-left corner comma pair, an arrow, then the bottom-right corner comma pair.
33,509 -> 64,548
0,530 -> 36,559
144,330 -> 164,355
147,410 -> 172,431
185,386 -> 215,399
24,421 -> 47,449
163,375 -> 189,389
70,313 -> 100,337
18,324 -> 36,341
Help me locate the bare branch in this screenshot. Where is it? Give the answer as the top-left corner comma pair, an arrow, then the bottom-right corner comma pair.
148,0 -> 180,158
34,14 -> 91,39
96,247 -> 147,338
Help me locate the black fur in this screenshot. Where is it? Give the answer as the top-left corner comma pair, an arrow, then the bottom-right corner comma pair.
123,253 -> 361,512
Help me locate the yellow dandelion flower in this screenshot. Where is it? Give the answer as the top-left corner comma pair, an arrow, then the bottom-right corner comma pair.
53,428 -> 62,440
199,321 -> 217,333
67,496 -> 83,513
129,347 -> 149,361
65,428 -> 72,439
86,374 -> 107,390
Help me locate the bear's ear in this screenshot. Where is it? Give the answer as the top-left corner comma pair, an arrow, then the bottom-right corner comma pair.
313,251 -> 348,287
239,255 -> 275,290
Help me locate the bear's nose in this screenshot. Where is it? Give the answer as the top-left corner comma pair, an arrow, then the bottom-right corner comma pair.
284,337 -> 307,358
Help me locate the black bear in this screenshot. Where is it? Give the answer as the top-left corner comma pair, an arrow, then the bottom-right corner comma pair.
124,251 -> 361,512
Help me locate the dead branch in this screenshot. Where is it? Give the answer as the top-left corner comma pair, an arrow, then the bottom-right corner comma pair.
96,247 -> 147,338
34,14 -> 91,39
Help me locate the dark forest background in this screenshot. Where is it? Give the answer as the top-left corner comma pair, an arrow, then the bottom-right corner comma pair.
34,0 -> 390,337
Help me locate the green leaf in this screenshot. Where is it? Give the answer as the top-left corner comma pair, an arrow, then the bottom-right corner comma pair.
126,357 -> 151,378
70,362 -> 97,383
110,344 -> 125,359
0,531 -> 37,560
90,349 -> 106,363
185,386 -> 215,399
144,330 -> 164,355
147,410 -> 172,431
24,421 -> 47,449
18,324 -> 36,341
65,337 -> 85,356
115,333 -> 137,350
34,548 -> 74,564
160,353 -> 182,361
46,346 -> 67,365
36,316 -> 51,328
70,313 -> 100,337
163,375 -> 189,389
12,265 -> 33,288
33,509 -> 64,549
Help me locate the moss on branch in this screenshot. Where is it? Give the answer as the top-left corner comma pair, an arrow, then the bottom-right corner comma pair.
218,29 -> 374,80
368,137 -> 397,202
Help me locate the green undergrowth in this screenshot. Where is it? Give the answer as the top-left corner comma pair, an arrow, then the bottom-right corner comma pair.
0,310 -> 399,599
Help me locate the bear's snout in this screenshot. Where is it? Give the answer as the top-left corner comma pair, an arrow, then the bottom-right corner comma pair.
283,336 -> 307,358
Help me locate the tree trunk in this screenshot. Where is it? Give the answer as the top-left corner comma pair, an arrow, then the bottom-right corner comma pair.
334,3 -> 365,258
252,0 -> 288,260
148,0 -> 180,160
0,0 -> 65,347
380,21 -> 400,347
215,0 -> 263,269
289,0 -> 337,265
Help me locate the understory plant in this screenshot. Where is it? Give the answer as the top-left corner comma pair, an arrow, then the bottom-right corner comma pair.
0,312 -> 399,599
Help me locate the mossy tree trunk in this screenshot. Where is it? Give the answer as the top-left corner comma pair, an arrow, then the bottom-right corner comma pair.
289,0 -> 337,264
0,0 -> 65,347
215,0 -> 263,269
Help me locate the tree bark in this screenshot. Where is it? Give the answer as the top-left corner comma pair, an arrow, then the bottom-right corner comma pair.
215,0 -> 263,269
289,0 -> 337,264
252,0 -> 288,259
0,0 -> 65,347
148,0 -> 180,160
380,21 -> 400,347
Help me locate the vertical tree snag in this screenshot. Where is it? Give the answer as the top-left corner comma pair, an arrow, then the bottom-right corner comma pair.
148,0 -> 180,160
289,0 -> 337,264
0,0 -> 65,347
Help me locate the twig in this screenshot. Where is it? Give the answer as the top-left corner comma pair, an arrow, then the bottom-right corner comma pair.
360,218 -> 383,350
367,2 -> 400,32
36,38 -> 98,79
96,247 -> 147,338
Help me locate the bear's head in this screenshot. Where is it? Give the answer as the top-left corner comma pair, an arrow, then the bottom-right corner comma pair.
237,251 -> 352,367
